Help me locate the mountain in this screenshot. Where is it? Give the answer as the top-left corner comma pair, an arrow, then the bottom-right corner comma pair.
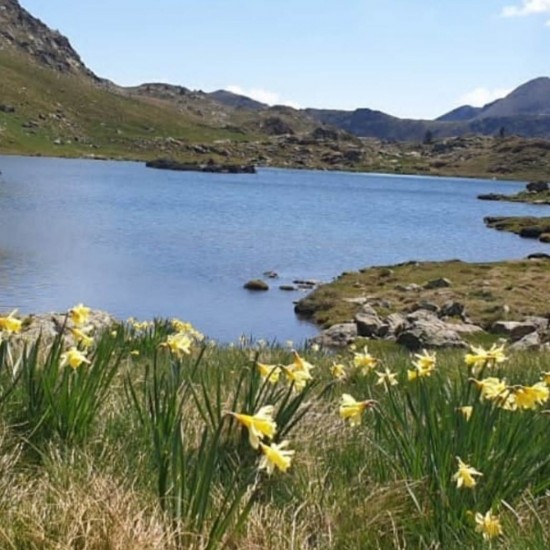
207,90 -> 267,111
0,0 -> 97,79
436,105 -> 482,122
305,78 -> 550,141
476,77 -> 550,118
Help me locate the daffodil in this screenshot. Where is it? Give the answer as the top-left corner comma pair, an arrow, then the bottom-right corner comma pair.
257,362 -> 280,384
458,406 -> 473,421
69,327 -> 94,348
339,394 -> 376,427
331,363 -> 347,380
258,441 -> 295,475
171,319 -> 204,341
0,309 -> 22,334
230,405 -> 277,449
162,332 -> 193,356
60,347 -> 91,369
475,510 -> 503,540
512,382 -> 549,410
471,377 -> 507,401
452,457 -> 483,489
69,303 -> 91,326
408,349 -> 436,380
282,365 -> 312,391
353,346 -> 378,374
465,344 -> 507,371
290,351 -> 315,375
375,368 -> 398,391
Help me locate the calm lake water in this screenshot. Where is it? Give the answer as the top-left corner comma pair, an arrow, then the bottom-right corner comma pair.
0,155 -> 547,343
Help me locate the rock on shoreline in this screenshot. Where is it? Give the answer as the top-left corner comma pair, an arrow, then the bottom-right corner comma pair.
145,158 -> 256,174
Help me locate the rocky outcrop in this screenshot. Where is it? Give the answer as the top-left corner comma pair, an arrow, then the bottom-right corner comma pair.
310,323 -> 357,348
8,309 -> 117,349
312,302 -> 483,349
146,158 -> 256,174
0,0 -> 98,79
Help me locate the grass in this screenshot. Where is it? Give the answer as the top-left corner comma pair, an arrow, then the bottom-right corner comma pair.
484,216 -> 550,244
1,309 -> 550,548
295,258 -> 550,329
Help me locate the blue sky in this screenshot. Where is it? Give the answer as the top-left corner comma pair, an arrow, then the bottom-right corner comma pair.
20,0 -> 549,119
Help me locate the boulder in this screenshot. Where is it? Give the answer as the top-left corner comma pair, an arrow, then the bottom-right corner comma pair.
395,283 -> 422,292
409,301 -> 439,313
310,323 -> 358,348
510,331 -> 541,351
492,320 -> 538,341
355,305 -> 385,337
519,226 -> 543,239
424,277 -> 452,289
440,301 -> 465,319
397,310 -> 466,350
244,279 -> 269,291
279,285 -> 297,291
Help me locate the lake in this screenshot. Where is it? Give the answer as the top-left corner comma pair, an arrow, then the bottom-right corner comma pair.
0,155 -> 546,343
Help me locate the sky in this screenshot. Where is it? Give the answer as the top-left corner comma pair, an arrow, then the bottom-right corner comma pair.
19,0 -> 550,119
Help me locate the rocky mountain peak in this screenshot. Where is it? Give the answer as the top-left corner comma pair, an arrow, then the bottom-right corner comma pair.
0,0 -> 97,79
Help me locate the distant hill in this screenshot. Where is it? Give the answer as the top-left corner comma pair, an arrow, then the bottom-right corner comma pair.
305,78 -> 550,140
436,105 -> 482,122
207,90 -> 267,111
477,77 -> 550,118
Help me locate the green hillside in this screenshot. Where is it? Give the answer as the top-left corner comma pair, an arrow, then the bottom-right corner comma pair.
0,50 -> 251,160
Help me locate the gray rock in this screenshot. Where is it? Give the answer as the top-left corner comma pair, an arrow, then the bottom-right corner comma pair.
510,331 -> 541,351
355,309 -> 385,338
244,279 -> 269,291
424,277 -> 452,289
492,320 -> 538,341
279,285 -> 297,291
398,310 -> 466,350
410,301 -> 439,313
311,323 -> 358,348
395,283 -> 422,292
440,301 -> 465,318
386,313 -> 407,335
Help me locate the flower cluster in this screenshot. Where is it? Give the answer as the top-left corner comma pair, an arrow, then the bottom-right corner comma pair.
230,405 -> 295,475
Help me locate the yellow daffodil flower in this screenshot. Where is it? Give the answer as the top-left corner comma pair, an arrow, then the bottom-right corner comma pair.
331,363 -> 347,380
339,394 -> 376,427
408,349 -> 436,380
353,345 -> 378,374
475,510 -> 503,540
69,327 -> 94,348
257,362 -> 280,384
458,406 -> 473,421
471,377 -> 507,401
512,382 -> 550,410
69,303 -> 91,326
0,309 -> 23,334
282,365 -> 312,391
290,350 -> 315,375
162,332 -> 193,356
60,347 -> 91,369
452,457 -> 483,489
375,368 -> 398,391
465,344 -> 507,371
258,440 -> 295,475
230,405 -> 277,449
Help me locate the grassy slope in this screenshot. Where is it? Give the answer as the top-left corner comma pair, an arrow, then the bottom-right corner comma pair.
0,51 -> 251,160
295,259 -> 550,329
